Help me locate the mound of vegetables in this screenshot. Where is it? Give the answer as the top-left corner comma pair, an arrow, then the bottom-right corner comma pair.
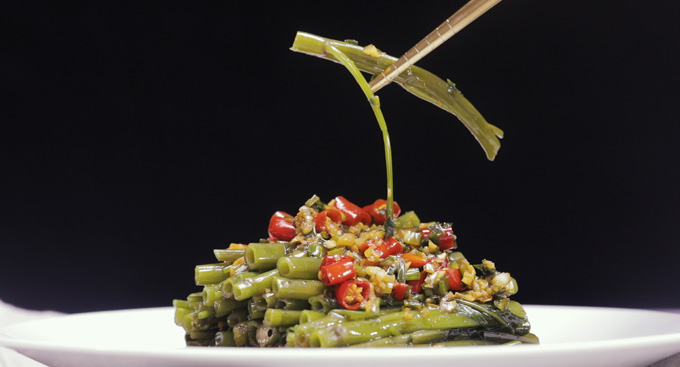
173,195 -> 537,347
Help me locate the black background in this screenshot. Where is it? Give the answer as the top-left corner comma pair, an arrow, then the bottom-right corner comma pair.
3,1 -> 679,313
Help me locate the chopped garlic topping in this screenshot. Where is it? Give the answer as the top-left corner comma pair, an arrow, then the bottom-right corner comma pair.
362,44 -> 382,57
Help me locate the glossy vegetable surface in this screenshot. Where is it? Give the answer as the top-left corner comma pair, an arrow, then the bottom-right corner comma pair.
362,199 -> 401,225
174,196 -> 535,348
268,211 -> 296,242
335,279 -> 371,310
318,255 -> 357,286
331,196 -> 371,226
314,208 -> 343,233
290,32 -> 503,161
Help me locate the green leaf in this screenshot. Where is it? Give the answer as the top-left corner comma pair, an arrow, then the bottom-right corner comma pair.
291,31 -> 503,161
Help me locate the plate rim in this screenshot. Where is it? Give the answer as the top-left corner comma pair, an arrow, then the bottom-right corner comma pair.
1,305 -> 680,359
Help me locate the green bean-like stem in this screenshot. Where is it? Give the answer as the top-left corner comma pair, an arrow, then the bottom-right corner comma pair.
173,304 -> 193,326
325,45 -> 396,236
274,298 -> 310,311
213,249 -> 246,263
256,325 -> 281,347
327,308 -> 402,320
251,294 -> 271,312
233,320 -> 260,347
245,243 -> 287,271
197,308 -> 214,320
262,291 -> 277,308
307,293 -> 338,313
291,307 -> 402,347
272,275 -> 327,301
276,256 -> 322,279
349,329 -> 449,347
264,309 -> 304,327
226,308 -> 249,328
202,284 -> 223,307
195,263 -> 230,285
221,272 -> 258,299
291,313 -> 347,347
214,298 -> 246,318
299,310 -> 326,323
213,331 -> 236,347
189,330 -> 216,341
181,312 -> 193,332
232,269 -> 279,301
309,308 -> 481,347
187,292 -> 203,309
248,298 -> 266,320
173,299 -> 192,309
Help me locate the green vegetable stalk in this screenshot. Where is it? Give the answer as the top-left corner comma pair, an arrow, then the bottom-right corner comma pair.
291,32 -> 504,237
323,45 -> 396,236
290,31 -> 504,161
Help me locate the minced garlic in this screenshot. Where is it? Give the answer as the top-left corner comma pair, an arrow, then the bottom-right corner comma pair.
362,44 -> 382,57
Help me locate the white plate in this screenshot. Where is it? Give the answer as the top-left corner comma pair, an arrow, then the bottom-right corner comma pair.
1,305 -> 679,367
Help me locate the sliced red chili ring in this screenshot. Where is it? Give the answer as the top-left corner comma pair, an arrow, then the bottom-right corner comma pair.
331,196 -> 371,226
314,208 -> 343,233
392,282 -> 409,301
335,279 -> 371,310
380,238 -> 404,258
267,211 -> 296,241
319,254 -> 356,286
362,199 -> 401,225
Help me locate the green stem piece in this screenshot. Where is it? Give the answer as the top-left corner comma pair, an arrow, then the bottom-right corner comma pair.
324,45 -> 396,236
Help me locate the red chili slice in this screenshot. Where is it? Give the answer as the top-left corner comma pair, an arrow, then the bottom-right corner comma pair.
444,268 -> 464,291
407,272 -> 427,294
362,199 -> 401,225
380,238 -> 404,258
318,255 -> 356,286
335,279 -> 371,310
438,227 -> 456,251
331,196 -> 371,226
320,254 -> 353,267
314,208 -> 343,233
392,282 -> 409,301
267,211 -> 296,241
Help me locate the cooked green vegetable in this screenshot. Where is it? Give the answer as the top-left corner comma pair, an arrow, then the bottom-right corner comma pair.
174,20 -> 528,350
245,242 -> 287,270
321,44 -> 397,236
271,276 -> 327,300
231,269 -> 279,301
194,263 -> 231,285
290,32 -> 503,161
213,248 -> 246,263
276,256 -> 322,279
308,308 -> 479,347
264,309 -> 304,327
173,195 -> 537,348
